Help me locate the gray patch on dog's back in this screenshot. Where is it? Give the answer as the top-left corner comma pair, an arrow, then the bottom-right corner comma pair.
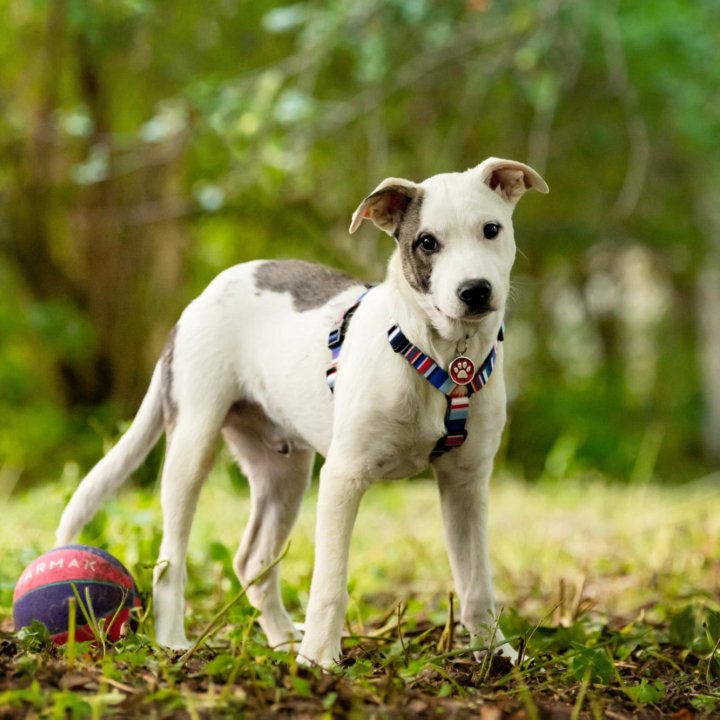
161,324 -> 179,433
254,260 -> 359,311
394,188 -> 432,293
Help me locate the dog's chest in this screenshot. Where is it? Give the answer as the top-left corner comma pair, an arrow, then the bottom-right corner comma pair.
348,385 -> 453,479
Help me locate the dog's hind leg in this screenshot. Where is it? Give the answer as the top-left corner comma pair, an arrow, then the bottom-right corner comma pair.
153,408 -> 226,649
223,404 -> 313,649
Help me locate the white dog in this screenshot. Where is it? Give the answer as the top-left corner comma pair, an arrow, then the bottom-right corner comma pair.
56,157 -> 548,667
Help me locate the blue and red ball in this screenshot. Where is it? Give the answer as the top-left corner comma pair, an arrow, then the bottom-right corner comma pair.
13,545 -> 142,644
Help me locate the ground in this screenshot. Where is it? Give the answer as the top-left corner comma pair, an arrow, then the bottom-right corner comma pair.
0,466 -> 718,718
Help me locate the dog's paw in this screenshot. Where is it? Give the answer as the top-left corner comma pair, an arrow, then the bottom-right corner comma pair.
156,633 -> 192,651
473,641 -> 519,665
296,650 -> 337,671
297,636 -> 341,671
261,615 -> 303,649
267,626 -> 303,650
470,630 -> 519,665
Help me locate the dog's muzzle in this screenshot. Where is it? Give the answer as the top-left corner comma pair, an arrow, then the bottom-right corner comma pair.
457,279 -> 494,316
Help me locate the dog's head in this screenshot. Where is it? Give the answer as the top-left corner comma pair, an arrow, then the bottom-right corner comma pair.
350,158 -> 548,333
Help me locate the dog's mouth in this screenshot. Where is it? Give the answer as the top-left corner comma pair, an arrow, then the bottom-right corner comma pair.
464,306 -> 496,320
435,305 -> 497,321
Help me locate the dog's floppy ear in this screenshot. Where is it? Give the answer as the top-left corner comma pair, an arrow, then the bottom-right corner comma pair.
349,178 -> 419,236
476,157 -> 549,208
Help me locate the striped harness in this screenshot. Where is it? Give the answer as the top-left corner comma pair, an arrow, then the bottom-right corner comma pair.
326,289 -> 503,461
326,287 -> 375,393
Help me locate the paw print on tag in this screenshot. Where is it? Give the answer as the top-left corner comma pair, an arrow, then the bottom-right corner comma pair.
449,356 -> 476,385
455,360 -> 471,379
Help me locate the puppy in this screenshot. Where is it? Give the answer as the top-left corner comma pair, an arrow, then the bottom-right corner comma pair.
57,157 -> 548,667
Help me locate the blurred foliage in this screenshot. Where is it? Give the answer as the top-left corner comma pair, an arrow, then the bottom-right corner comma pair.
0,0 -> 719,485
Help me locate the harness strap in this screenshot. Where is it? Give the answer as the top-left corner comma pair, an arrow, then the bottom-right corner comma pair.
430,394 -> 470,459
388,324 -> 503,459
387,325 -> 501,398
387,326 -> 457,394
326,287 -> 374,392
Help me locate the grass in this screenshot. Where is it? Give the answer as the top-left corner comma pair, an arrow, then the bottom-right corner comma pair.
1,466 -> 719,718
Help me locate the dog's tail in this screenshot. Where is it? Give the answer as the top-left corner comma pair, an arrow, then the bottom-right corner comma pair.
56,363 -> 165,545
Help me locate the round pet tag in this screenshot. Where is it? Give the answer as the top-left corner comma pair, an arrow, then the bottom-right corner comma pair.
448,355 -> 475,385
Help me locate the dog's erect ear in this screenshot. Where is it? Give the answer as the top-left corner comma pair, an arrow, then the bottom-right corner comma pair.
349,178 -> 419,236
476,157 -> 549,208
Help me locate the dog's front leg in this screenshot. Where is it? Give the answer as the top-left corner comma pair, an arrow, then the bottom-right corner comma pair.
435,465 -> 517,662
298,458 -> 367,669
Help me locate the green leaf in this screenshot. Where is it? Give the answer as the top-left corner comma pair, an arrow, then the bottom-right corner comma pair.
569,645 -> 614,685
112,648 -> 152,670
0,681 -> 45,711
669,606 -> 697,649
203,654 -> 235,678
499,608 -> 532,640
50,690 -> 92,719
625,679 -> 666,704
529,622 -> 587,653
16,620 -> 51,652
691,695 -> 718,713
345,658 -> 374,679
289,676 -> 312,697
706,610 -> 720,643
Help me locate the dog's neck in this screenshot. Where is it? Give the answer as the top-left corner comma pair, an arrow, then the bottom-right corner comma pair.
385,253 -> 503,368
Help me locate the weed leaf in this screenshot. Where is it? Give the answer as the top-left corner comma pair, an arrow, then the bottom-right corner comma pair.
669,606 -> 696,649
625,678 -> 666,704
203,653 -> 235,678
569,644 -> 614,684
16,620 -> 51,652
706,610 -> 720,644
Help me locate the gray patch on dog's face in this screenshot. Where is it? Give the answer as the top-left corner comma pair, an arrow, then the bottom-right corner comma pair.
161,324 -> 179,433
254,260 -> 359,311
394,188 -> 432,293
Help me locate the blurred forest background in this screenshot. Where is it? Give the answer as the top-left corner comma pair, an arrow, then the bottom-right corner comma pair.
1,0 -> 719,491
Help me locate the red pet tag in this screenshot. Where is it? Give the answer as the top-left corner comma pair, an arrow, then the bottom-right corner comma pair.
448,355 -> 475,385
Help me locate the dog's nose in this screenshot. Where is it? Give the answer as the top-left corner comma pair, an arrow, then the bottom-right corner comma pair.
457,279 -> 493,313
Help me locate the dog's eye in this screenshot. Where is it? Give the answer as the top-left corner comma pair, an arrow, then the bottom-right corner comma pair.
417,233 -> 439,254
483,223 -> 501,239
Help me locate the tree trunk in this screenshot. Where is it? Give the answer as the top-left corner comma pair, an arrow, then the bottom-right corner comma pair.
697,261 -> 720,462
